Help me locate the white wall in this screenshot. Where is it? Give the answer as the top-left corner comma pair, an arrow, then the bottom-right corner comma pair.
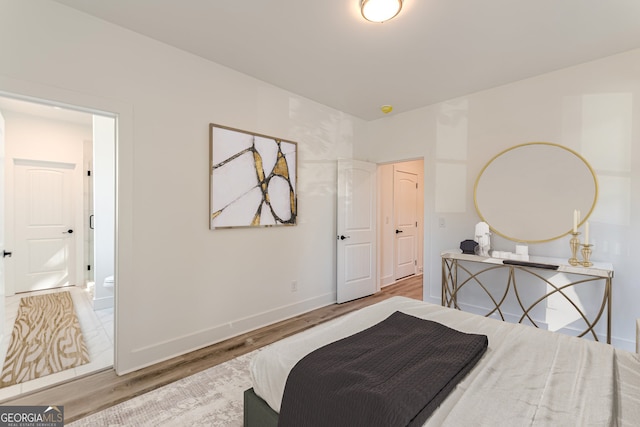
2,110 -> 91,295
0,1 -> 360,373
359,49 -> 640,351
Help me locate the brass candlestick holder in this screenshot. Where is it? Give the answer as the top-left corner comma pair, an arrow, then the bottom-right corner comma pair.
581,244 -> 593,267
568,232 -> 580,266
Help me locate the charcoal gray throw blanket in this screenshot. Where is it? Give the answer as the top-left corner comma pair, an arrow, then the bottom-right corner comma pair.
278,311 -> 488,427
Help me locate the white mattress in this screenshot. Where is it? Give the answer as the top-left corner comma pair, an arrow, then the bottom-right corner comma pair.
250,296 -> 640,426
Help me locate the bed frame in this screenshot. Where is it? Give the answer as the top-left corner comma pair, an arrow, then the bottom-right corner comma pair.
243,388 -> 278,427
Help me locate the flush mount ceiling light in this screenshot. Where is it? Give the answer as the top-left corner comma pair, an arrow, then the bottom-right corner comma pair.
361,0 -> 403,23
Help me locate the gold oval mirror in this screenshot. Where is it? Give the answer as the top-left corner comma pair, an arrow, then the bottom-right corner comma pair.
474,142 -> 598,243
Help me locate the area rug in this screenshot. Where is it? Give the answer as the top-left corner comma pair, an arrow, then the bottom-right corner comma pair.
0,291 -> 90,387
69,350 -> 260,427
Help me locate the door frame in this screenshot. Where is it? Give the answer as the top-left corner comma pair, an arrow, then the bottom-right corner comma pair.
11,158 -> 80,294
377,158 -> 425,288
0,78 -> 131,374
6,139 -> 85,296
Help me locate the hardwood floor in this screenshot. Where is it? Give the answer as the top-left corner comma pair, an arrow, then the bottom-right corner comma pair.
1,275 -> 422,423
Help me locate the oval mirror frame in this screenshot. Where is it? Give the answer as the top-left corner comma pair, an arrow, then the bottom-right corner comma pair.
474,142 -> 598,243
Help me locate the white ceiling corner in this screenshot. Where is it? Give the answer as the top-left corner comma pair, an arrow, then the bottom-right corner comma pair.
50,0 -> 640,120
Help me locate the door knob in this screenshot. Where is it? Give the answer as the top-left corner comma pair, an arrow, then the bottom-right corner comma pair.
63,229 -> 74,234
395,229 -> 403,234
2,250 -> 11,258
338,235 -> 350,240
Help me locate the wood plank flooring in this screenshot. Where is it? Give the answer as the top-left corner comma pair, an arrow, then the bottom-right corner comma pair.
1,275 -> 422,423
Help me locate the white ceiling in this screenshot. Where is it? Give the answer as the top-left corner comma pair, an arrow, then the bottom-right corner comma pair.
51,0 -> 640,120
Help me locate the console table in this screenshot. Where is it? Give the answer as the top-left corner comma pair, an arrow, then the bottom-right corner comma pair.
441,250 -> 613,343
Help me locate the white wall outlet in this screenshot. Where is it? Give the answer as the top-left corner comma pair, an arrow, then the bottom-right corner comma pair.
291,280 -> 298,292
438,217 -> 446,228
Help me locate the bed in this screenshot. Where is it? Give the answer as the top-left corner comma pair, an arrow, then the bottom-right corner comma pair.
244,296 -> 640,426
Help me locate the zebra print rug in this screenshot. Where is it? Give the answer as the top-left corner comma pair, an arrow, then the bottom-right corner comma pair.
0,291 -> 90,387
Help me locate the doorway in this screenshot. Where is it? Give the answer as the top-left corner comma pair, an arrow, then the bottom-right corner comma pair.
378,159 -> 424,288
0,95 -> 115,399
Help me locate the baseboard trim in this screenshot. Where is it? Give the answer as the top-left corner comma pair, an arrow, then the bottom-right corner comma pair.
93,295 -> 113,310
380,275 -> 394,287
119,292 -> 336,375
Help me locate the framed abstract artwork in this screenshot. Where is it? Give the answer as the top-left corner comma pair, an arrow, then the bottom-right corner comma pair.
209,123 -> 298,229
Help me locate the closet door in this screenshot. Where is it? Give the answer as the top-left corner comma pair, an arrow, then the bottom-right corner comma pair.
14,160 -> 76,293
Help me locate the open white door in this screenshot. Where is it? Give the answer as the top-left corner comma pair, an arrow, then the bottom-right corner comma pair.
394,170 -> 418,280
337,159 -> 377,303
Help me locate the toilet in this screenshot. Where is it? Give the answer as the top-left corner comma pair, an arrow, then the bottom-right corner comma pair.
104,275 -> 115,289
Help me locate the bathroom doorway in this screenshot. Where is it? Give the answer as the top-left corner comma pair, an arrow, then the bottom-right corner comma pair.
0,95 -> 115,399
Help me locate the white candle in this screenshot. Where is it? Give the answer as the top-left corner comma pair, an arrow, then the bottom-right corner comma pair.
573,210 -> 577,233
584,221 -> 589,245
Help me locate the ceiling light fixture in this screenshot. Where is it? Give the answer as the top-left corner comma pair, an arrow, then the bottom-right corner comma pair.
361,0 -> 403,23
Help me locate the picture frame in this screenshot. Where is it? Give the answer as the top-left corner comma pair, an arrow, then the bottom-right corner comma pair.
209,123 -> 298,229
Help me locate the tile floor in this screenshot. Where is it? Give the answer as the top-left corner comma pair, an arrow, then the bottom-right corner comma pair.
0,285 -> 114,401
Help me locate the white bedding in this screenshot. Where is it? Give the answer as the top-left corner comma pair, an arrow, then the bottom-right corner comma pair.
250,296 -> 640,426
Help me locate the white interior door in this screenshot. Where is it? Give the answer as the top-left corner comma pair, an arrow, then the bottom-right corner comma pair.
337,159 -> 377,303
394,170 -> 418,280
14,159 -> 76,293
